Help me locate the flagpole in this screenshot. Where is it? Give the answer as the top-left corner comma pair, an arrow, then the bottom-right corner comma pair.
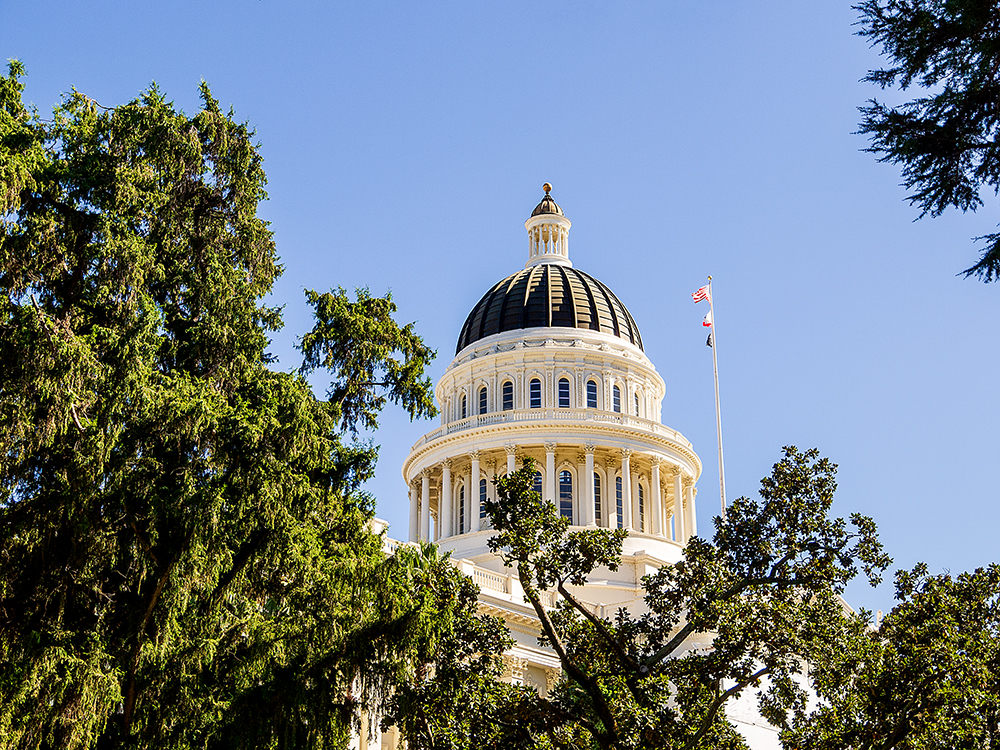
707,276 -> 727,520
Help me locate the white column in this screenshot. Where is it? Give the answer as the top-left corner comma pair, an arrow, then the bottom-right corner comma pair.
673,467 -> 685,542
545,443 -> 556,503
621,449 -> 633,530
469,450 -> 481,533
440,459 -> 452,539
505,444 -> 517,474
651,457 -> 663,537
632,473 -> 642,532
420,472 -> 430,542
408,481 -> 419,542
583,444 -> 596,527
686,483 -> 698,539
605,458 -> 617,528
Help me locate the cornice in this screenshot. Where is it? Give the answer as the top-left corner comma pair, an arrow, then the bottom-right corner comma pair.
448,328 -> 654,372
403,417 -> 701,481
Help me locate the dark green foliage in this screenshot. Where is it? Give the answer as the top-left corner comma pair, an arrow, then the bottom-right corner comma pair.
300,287 -> 436,433
0,62 -> 445,749
380,544 -> 527,750
786,562 -> 1000,750
855,0 -> 1000,280
400,449 -> 890,750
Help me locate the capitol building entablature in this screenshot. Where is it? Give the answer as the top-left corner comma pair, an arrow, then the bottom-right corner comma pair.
403,185 -> 702,570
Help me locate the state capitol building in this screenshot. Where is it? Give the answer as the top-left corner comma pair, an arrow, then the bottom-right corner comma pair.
367,186 -> 778,750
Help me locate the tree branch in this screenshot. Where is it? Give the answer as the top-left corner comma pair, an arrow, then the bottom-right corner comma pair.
29,294 -> 86,437
520,567 -> 618,750
682,666 -> 771,750
556,579 -> 641,673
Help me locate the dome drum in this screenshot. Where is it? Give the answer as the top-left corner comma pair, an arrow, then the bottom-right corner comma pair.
405,184 -> 700,591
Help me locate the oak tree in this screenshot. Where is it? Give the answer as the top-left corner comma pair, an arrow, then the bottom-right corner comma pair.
398,448 -> 892,750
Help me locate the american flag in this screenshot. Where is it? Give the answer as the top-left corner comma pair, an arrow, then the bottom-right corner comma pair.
691,285 -> 711,304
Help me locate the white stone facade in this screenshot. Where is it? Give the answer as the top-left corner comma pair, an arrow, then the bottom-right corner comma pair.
362,188 -> 780,750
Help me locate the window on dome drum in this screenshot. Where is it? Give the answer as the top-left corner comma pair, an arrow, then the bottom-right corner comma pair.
458,485 -> 465,534
615,477 -> 624,529
530,378 -> 542,409
558,378 -> 570,408
559,471 -> 573,521
502,381 -> 513,410
460,394 -> 467,419
638,483 -> 645,532
587,380 -> 598,409
613,385 -> 621,413
533,471 -> 543,499
635,393 -> 640,416
593,472 -> 602,525
479,386 -> 488,415
480,478 -> 489,529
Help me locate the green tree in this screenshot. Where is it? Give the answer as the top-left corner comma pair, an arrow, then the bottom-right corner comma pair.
855,0 -> 1000,280
398,447 -> 892,750
784,562 -> 1000,750
0,61 -> 449,749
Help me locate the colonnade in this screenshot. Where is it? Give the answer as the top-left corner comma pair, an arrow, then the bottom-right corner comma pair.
527,220 -> 569,263
408,443 -> 697,545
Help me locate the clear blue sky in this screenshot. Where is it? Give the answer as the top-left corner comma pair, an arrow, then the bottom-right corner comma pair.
5,1 -> 998,614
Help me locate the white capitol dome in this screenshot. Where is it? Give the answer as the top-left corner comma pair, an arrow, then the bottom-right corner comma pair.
365,188 -> 780,750
400,185 -> 703,686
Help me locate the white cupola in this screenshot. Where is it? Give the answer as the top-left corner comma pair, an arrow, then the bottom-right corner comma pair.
524,183 -> 572,268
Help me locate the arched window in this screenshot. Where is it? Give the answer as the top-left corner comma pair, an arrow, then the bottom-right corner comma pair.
529,378 -> 542,409
615,476 -> 624,529
558,378 -> 570,408
460,393 -> 467,419
587,380 -> 598,409
502,381 -> 514,410
533,471 -> 543,498
635,393 -> 640,416
613,385 -> 621,413
559,470 -> 573,521
480,478 -> 489,528
593,472 -> 602,525
458,485 -> 465,534
638,483 -> 645,532
479,386 -> 488,415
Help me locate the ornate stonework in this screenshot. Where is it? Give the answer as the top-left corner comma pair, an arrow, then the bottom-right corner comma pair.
502,655 -> 528,682
397,187 -> 704,737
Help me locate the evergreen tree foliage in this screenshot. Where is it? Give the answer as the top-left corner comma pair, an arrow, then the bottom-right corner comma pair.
0,61 -> 452,749
856,0 -> 1000,280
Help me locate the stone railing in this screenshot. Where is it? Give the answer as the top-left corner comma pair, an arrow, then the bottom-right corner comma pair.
412,408 -> 690,449
380,534 -> 559,610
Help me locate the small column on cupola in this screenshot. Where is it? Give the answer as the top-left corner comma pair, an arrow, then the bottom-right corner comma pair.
525,183 -> 573,268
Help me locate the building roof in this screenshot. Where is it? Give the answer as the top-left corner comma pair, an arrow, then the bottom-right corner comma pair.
456,263 -> 644,353
530,181 -> 563,216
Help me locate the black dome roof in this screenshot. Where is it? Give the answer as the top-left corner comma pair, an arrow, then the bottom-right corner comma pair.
456,264 -> 643,354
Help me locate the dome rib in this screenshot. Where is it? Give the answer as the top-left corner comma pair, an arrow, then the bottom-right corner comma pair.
456,264 -> 644,353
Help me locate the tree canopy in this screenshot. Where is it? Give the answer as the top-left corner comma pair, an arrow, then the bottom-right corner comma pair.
0,61 -> 462,750
395,448 -> 1000,750
856,0 -> 1000,280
